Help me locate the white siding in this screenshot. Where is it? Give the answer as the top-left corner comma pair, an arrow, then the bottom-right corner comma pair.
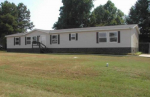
7,31 -> 49,48
48,29 -> 131,48
7,29 -> 132,49
131,28 -> 139,48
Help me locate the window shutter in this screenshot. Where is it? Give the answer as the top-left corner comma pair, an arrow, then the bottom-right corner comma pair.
118,31 -> 120,43
25,37 -> 26,45
58,34 -> 60,44
19,37 -> 21,45
76,33 -> 78,40
96,32 -> 99,43
50,35 -> 52,44
69,34 -> 71,41
14,37 -> 15,45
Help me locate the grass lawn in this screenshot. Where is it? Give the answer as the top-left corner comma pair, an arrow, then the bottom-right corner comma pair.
0,51 -> 150,97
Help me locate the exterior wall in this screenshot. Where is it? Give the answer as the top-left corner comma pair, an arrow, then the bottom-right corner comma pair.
48,29 -> 131,48
6,29 -> 137,54
7,31 -> 49,49
7,36 -> 25,49
131,28 -> 139,53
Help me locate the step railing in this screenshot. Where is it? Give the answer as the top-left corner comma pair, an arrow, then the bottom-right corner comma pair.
32,41 -> 49,53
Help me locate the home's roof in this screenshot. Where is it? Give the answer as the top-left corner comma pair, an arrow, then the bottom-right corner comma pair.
5,24 -> 140,37
5,29 -> 50,37
50,24 -> 139,33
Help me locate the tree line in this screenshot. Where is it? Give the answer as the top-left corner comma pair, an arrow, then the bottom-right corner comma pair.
53,0 -> 125,29
54,0 -> 150,42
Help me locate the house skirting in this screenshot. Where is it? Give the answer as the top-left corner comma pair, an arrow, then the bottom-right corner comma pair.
7,48 -> 40,53
7,47 -> 138,54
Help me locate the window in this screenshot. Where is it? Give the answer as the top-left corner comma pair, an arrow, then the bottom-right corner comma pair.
32,36 -> 37,44
15,37 -> 20,45
51,35 -> 58,44
71,33 -> 76,40
26,37 -> 31,44
109,32 -> 118,42
99,33 -> 107,42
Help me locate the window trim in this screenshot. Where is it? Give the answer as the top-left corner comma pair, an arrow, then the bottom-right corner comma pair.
99,32 -> 107,43
15,37 -> 20,45
71,33 -> 76,40
51,34 -> 58,44
109,32 -> 118,43
26,37 -> 31,45
97,31 -> 119,43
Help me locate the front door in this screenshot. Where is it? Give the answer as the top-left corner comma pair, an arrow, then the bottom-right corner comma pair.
40,35 -> 46,45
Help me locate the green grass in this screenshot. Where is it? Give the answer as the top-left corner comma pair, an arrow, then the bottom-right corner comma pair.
0,52 -> 150,97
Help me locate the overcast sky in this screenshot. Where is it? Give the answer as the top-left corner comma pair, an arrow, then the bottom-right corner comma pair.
0,0 -> 137,30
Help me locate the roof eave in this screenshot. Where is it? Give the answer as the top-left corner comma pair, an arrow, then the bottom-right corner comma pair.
5,34 -> 25,38
49,28 -> 132,34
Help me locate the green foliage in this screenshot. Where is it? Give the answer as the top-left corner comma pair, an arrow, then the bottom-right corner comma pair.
0,1 -> 18,36
91,0 -> 125,26
0,1 -> 34,35
17,3 -> 34,32
53,0 -> 94,29
126,0 -> 150,42
0,1 -> 34,47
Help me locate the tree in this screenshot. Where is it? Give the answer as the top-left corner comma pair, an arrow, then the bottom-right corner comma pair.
0,1 -> 34,48
91,0 -> 125,26
53,0 -> 94,29
17,3 -> 34,32
0,1 -> 34,36
126,0 -> 150,42
0,1 -> 18,36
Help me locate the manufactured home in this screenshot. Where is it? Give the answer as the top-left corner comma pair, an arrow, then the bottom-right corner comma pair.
5,24 -> 140,54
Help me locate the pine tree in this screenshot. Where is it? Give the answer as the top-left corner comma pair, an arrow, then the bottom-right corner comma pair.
17,3 -> 34,32
126,0 -> 150,42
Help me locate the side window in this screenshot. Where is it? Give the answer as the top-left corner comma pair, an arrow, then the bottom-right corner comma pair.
109,32 -> 118,42
52,35 -> 58,44
15,37 -> 20,45
99,33 -> 107,42
26,37 -> 31,44
71,33 -> 76,40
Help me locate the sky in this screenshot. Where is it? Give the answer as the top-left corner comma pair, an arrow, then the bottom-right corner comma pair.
0,0 -> 137,30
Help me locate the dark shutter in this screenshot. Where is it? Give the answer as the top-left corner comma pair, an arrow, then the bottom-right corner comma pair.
50,35 -> 52,44
96,32 -> 99,43
58,34 -> 60,44
19,37 -> 21,45
37,36 -> 38,42
76,33 -> 78,40
118,31 -> 120,43
14,37 -> 15,45
25,37 -> 26,45
69,34 -> 71,41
